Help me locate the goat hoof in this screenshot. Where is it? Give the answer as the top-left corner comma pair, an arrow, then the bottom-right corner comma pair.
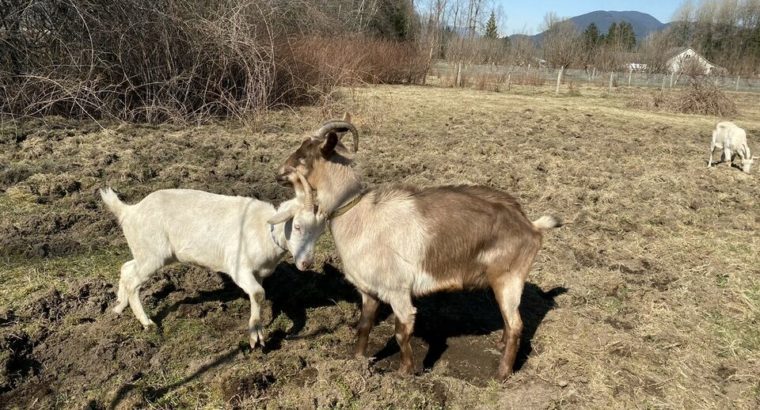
397,364 -> 414,376
113,304 -> 127,315
249,326 -> 266,349
142,320 -> 156,330
497,366 -> 513,381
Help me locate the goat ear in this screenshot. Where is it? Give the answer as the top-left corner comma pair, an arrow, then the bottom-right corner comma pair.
320,132 -> 339,158
342,112 -> 352,122
267,207 -> 296,225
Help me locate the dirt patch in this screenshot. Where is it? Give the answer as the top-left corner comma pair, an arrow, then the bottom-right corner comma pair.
218,371 -> 276,408
0,280 -> 125,407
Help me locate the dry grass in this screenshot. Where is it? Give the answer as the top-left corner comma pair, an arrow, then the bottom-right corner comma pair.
1,85 -> 759,408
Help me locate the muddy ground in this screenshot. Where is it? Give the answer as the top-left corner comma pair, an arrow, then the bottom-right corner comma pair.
1,83 -> 759,409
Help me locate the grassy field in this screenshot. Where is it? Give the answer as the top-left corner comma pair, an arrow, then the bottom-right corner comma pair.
1,82 -> 759,409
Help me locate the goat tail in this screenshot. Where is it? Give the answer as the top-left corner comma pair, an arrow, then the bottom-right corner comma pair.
99,187 -> 127,222
532,215 -> 562,230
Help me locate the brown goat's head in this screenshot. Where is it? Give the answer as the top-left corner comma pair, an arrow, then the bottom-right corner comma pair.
276,113 -> 359,187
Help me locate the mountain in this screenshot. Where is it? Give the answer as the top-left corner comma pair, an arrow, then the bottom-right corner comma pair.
511,10 -> 668,44
570,11 -> 667,39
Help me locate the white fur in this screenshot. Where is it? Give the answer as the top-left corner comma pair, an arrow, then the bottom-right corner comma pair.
709,122 -> 756,173
330,192 -> 428,324
100,188 -> 326,347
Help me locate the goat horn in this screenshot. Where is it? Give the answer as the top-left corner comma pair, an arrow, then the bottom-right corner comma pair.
312,120 -> 359,153
296,171 -> 314,211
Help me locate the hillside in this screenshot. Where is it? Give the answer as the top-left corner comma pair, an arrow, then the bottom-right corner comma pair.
512,10 -> 668,44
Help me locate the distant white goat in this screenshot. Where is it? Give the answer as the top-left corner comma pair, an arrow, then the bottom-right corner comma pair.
100,171 -> 325,347
709,121 -> 757,173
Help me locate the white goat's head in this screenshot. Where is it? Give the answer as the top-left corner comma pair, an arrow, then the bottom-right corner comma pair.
267,169 -> 326,271
741,156 -> 758,174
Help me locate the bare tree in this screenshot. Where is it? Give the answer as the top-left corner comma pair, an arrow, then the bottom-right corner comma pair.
669,0 -> 760,75
541,13 -> 582,93
639,30 -> 676,73
542,13 -> 582,69
418,0 -> 448,83
509,34 -> 536,66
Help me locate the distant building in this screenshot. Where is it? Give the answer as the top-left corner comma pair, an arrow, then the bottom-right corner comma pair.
618,52 -> 647,72
627,63 -> 648,72
665,47 -> 719,75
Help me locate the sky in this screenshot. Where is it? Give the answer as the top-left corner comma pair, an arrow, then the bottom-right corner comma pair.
495,0 -> 685,35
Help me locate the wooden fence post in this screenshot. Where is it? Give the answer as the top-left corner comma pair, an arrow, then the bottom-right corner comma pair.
609,72 -> 614,92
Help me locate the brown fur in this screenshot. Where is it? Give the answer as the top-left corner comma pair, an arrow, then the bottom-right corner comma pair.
278,115 -> 558,381
413,185 -> 542,293
279,135 -> 359,214
354,291 -> 381,358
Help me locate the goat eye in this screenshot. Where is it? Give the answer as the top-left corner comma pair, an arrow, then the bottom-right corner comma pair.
294,224 -> 302,232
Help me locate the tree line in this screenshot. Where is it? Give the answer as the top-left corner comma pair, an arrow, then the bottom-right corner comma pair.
417,0 -> 760,76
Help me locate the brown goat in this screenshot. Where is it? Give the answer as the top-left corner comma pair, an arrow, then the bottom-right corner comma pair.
277,114 -> 560,380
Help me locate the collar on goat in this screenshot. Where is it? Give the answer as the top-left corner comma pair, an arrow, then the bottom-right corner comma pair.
329,191 -> 366,220
269,223 -> 287,253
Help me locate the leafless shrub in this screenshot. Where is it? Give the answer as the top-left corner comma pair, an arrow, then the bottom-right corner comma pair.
567,81 -> 581,96
472,72 -> 507,91
625,91 -> 667,110
511,71 -> 546,86
626,78 -> 737,116
0,0 -> 424,124
442,73 -> 469,88
671,77 -> 738,116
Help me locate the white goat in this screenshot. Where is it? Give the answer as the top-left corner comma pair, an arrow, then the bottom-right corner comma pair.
100,172 -> 325,347
709,121 -> 756,173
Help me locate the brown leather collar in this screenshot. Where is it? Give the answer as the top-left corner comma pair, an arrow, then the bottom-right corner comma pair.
329,191 -> 366,219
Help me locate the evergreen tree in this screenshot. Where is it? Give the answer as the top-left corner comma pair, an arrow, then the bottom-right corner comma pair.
618,22 -> 636,50
583,23 -> 600,48
606,22 -> 619,45
485,11 -> 498,39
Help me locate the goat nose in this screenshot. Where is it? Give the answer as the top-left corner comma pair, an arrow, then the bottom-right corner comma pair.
297,260 -> 313,271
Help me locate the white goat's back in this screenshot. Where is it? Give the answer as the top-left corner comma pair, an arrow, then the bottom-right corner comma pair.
114,189 -> 274,271
713,122 -> 747,149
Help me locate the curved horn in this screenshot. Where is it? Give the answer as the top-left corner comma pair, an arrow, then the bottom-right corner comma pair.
296,171 -> 314,211
312,120 -> 360,153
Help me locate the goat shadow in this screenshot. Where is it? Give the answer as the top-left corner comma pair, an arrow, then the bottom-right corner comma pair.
109,263 -> 356,409
263,262 -> 360,350
149,262 -> 564,384
151,262 -> 359,351
370,283 -> 567,382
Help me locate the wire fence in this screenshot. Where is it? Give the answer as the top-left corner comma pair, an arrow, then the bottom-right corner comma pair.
432,62 -> 760,93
